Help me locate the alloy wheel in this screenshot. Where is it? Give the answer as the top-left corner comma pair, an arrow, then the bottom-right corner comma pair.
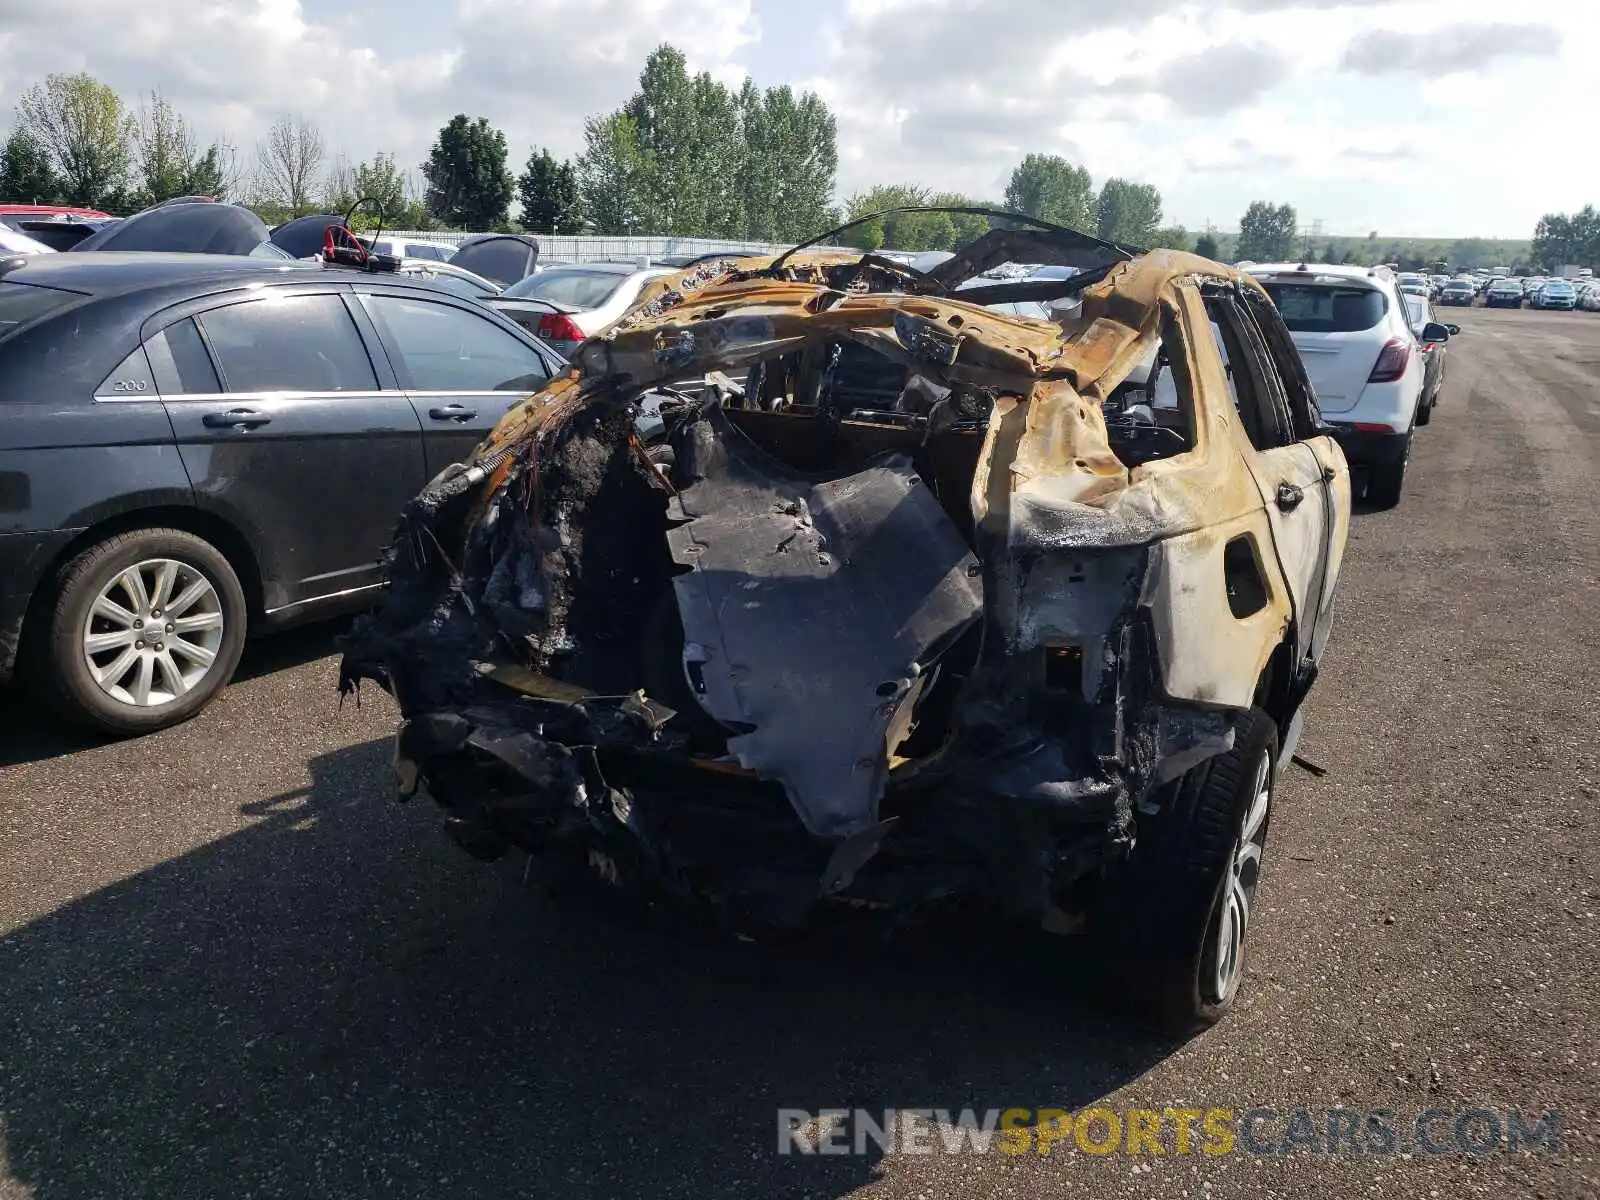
1211,750 -> 1272,1002
80,558 -> 226,707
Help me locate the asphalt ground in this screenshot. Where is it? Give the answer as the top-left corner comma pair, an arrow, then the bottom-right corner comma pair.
1,305 -> 1596,1199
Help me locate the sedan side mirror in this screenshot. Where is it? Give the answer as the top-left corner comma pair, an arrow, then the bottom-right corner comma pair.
1421,321 -> 1452,343
1445,323 -> 1462,336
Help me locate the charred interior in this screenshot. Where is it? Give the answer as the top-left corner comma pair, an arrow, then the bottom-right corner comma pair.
340,212 -> 1273,930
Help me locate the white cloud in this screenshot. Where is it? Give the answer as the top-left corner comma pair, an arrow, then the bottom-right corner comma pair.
1,0 -> 1597,236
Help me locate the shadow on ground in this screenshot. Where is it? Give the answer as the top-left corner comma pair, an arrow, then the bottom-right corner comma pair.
0,738 -> 1180,1200
232,616 -> 355,684
0,618 -> 352,767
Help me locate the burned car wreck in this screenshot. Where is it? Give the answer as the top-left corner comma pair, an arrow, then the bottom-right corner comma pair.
341,210 -> 1351,1025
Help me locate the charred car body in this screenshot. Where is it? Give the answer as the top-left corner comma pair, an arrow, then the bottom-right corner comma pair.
342,211 -> 1351,1026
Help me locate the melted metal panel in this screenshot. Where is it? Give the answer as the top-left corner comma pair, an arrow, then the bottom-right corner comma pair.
665,412 -> 983,837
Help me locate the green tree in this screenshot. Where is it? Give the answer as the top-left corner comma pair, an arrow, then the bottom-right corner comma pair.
737,84 -> 837,242
321,155 -> 357,214
1094,177 -> 1162,244
932,193 -> 994,247
1194,231 -> 1220,260
576,112 -> 650,235
1575,207 -> 1600,267
15,72 -> 132,208
1145,226 -> 1190,251
838,183 -> 959,251
517,147 -> 582,232
1530,208 -> 1600,269
354,153 -> 407,222
422,114 -> 513,230
618,45 -> 745,236
567,43 -> 838,241
0,128 -> 62,204
186,143 -> 239,201
1002,154 -> 1094,228
1446,237 -> 1489,269
1236,200 -> 1297,261
129,91 -> 206,206
397,170 -> 435,230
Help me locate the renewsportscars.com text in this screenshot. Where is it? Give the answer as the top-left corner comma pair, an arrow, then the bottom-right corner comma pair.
778,1106 -> 1562,1158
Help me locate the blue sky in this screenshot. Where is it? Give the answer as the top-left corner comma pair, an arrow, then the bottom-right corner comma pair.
2,0 -> 1591,237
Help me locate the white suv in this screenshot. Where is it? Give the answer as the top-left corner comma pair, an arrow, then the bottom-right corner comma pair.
1247,263 -> 1437,507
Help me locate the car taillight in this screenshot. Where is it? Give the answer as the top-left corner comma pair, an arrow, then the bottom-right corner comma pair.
1368,336 -> 1410,383
1352,422 -> 1395,433
536,313 -> 586,343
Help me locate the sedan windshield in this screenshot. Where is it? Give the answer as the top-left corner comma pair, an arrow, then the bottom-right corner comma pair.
502,269 -> 629,308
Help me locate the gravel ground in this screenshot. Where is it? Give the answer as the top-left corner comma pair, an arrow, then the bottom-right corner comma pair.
1,306 -> 1596,1199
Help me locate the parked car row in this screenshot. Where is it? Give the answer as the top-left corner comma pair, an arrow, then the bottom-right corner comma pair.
1383,268 -> 1600,311
0,234 -> 807,735
0,231 -> 1412,744
1473,274 -> 1598,310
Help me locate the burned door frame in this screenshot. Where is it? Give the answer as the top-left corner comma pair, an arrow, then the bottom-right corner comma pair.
1200,282 -> 1338,676
1240,285 -> 1352,666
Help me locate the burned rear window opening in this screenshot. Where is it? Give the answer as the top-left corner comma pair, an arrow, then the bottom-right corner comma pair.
339,209 -> 1343,975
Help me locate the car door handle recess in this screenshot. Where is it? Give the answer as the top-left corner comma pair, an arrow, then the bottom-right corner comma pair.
1276,482 -> 1304,511
202,409 -> 271,430
428,405 -> 478,422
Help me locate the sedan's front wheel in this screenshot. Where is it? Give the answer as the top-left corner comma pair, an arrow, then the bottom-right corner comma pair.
33,528 -> 248,735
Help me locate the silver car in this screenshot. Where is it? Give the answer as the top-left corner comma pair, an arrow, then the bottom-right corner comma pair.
491,262 -> 676,357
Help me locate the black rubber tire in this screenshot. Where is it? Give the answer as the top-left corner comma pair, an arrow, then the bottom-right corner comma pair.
1091,707 -> 1278,1032
30,528 -> 248,735
1415,395 -> 1432,426
1366,454 -> 1408,509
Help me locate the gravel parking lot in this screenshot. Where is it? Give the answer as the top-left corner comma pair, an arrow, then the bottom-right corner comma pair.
1,306 -> 1596,1200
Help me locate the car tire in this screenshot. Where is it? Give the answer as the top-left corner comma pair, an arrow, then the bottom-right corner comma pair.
31,528 -> 248,735
1090,707 -> 1278,1032
1415,395 -> 1433,426
1366,453 -> 1408,509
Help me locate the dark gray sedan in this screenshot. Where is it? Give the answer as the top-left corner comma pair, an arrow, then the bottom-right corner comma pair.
0,253 -> 565,734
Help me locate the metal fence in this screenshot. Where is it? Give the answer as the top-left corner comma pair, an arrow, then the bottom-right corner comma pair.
380,231 -> 851,263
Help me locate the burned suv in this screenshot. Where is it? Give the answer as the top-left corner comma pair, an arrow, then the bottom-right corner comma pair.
342,212 -> 1350,1028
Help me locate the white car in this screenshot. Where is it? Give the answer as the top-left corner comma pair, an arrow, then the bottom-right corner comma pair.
1249,263 -> 1435,507
490,262 -> 677,358
0,226 -> 56,256
360,235 -> 459,263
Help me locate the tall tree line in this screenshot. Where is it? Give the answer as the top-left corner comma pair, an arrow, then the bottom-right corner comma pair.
1531,206 -> 1600,271
2,73 -> 243,210
837,154 -> 1188,253
566,45 -> 838,240
11,58 -> 1542,261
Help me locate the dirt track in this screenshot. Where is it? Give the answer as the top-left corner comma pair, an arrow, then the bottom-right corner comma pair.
1,305 -> 1596,1198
